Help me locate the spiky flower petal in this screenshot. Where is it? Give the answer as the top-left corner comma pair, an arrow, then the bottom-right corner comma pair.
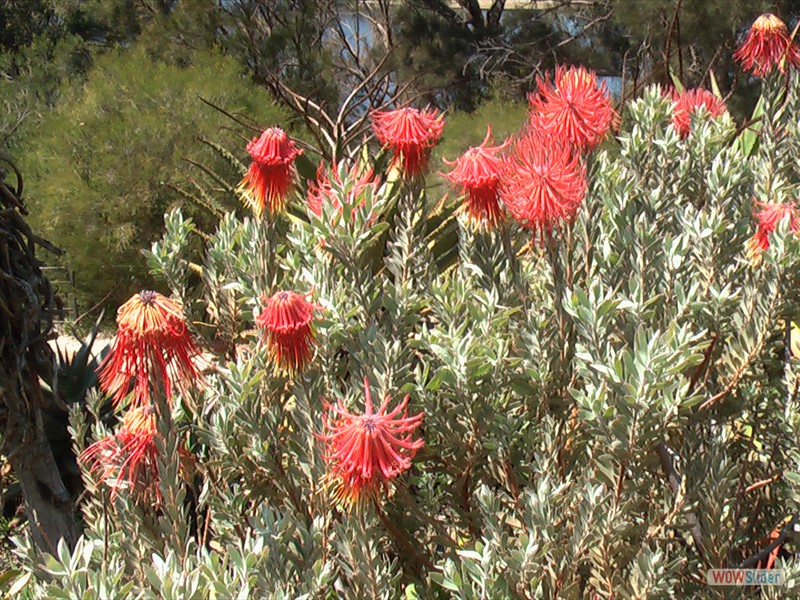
443,126 -> 509,230
671,88 -> 727,138
746,200 -> 800,264
237,127 -> 302,217
319,377 -> 424,508
734,13 -> 800,77
500,129 -> 587,242
371,107 -> 444,178
528,66 -> 618,152
256,291 -> 318,374
97,291 -> 202,408
307,160 -> 379,221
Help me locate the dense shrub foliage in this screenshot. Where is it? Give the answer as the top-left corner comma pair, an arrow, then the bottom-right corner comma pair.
12,23 -> 800,599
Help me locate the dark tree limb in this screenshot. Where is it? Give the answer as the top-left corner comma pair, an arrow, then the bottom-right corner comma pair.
0,155 -> 76,554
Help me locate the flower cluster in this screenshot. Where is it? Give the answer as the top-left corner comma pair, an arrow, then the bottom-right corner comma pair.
442,126 -> 508,230
501,128 -> 588,242
307,160 -> 380,222
85,290 -> 202,503
97,291 -> 202,408
746,200 -> 800,264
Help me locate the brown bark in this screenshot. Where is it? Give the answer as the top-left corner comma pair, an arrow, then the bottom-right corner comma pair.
3,383 -> 76,554
1,152 -> 77,554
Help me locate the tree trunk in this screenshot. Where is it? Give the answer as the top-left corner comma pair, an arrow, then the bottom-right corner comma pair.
2,378 -> 76,554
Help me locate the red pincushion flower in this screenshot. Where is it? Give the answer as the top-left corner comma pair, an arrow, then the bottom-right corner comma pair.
671,88 -> 727,138
746,200 -> 800,263
500,129 -> 587,242
443,126 -> 509,230
237,127 -> 303,217
80,405 -> 159,502
528,66 -> 619,153
319,377 -> 424,508
256,290 -> 318,374
734,13 -> 800,77
97,291 -> 203,408
80,405 -> 193,503
307,160 -> 379,220
371,106 -> 444,177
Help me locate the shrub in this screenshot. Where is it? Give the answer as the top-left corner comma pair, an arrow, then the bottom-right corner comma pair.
12,29 -> 800,600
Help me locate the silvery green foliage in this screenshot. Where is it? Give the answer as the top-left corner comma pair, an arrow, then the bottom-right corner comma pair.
18,74 -> 800,598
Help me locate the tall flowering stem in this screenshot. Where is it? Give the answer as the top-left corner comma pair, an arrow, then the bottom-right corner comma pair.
97,291 -> 203,408
319,377 -> 424,509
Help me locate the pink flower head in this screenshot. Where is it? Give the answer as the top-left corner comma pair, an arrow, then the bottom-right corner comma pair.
371,106 -> 444,177
500,129 -> 587,242
443,125 -> 509,230
237,127 -> 303,217
671,88 -> 727,138
256,290 -> 318,374
307,160 -> 379,220
528,65 -> 619,153
746,200 -> 800,263
97,291 -> 203,408
319,377 -> 424,508
734,13 -> 800,77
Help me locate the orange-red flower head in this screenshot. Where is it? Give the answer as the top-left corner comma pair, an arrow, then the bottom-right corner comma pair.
307,160 -> 379,221
371,106 -> 444,178
80,405 -> 193,504
256,290 -> 318,374
671,88 -> 727,138
319,377 -> 424,508
746,200 -> 800,263
97,291 -> 202,408
528,66 -> 619,153
443,126 -> 509,230
734,13 -> 800,77
500,129 -> 588,243
80,405 -> 159,502
237,127 -> 303,217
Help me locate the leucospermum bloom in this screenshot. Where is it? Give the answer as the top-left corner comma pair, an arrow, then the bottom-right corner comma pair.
79,405 -> 160,502
746,200 -> 800,263
237,127 -> 303,217
734,13 -> 800,77
319,377 -> 424,508
501,129 -> 587,242
371,106 -> 444,178
98,291 -> 202,408
307,160 -> 379,221
671,88 -> 727,138
528,65 -> 619,153
256,290 -> 318,374
443,126 -> 509,230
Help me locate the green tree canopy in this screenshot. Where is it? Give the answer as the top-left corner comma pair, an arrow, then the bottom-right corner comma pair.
21,46 -> 289,309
